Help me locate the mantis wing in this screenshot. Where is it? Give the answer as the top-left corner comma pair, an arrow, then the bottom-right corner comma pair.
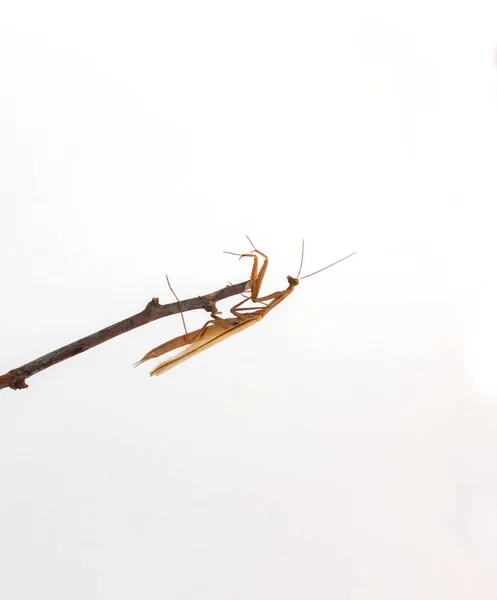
150,318 -> 258,376
134,323 -> 221,367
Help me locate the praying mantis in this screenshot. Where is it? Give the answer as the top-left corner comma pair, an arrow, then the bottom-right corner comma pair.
135,237 -> 356,376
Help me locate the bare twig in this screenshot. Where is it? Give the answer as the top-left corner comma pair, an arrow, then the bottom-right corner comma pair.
0,280 -> 252,392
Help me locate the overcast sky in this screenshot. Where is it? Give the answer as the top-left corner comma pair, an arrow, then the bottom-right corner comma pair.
1,1 -> 497,598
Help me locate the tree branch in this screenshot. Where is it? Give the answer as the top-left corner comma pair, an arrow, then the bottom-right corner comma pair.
0,279 -> 252,392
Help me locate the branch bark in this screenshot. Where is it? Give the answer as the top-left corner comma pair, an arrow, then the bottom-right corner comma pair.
0,279 -> 251,392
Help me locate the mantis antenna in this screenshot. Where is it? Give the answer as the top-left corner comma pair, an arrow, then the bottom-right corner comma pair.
296,240 -> 305,278
300,251 -> 357,279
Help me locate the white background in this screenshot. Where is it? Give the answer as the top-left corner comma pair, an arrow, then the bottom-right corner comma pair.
1,1 -> 497,598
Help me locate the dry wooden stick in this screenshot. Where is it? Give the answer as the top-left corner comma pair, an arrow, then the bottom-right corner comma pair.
0,279 -> 251,392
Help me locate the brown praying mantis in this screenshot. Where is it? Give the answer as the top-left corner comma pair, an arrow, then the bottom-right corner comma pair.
135,237 -> 356,376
